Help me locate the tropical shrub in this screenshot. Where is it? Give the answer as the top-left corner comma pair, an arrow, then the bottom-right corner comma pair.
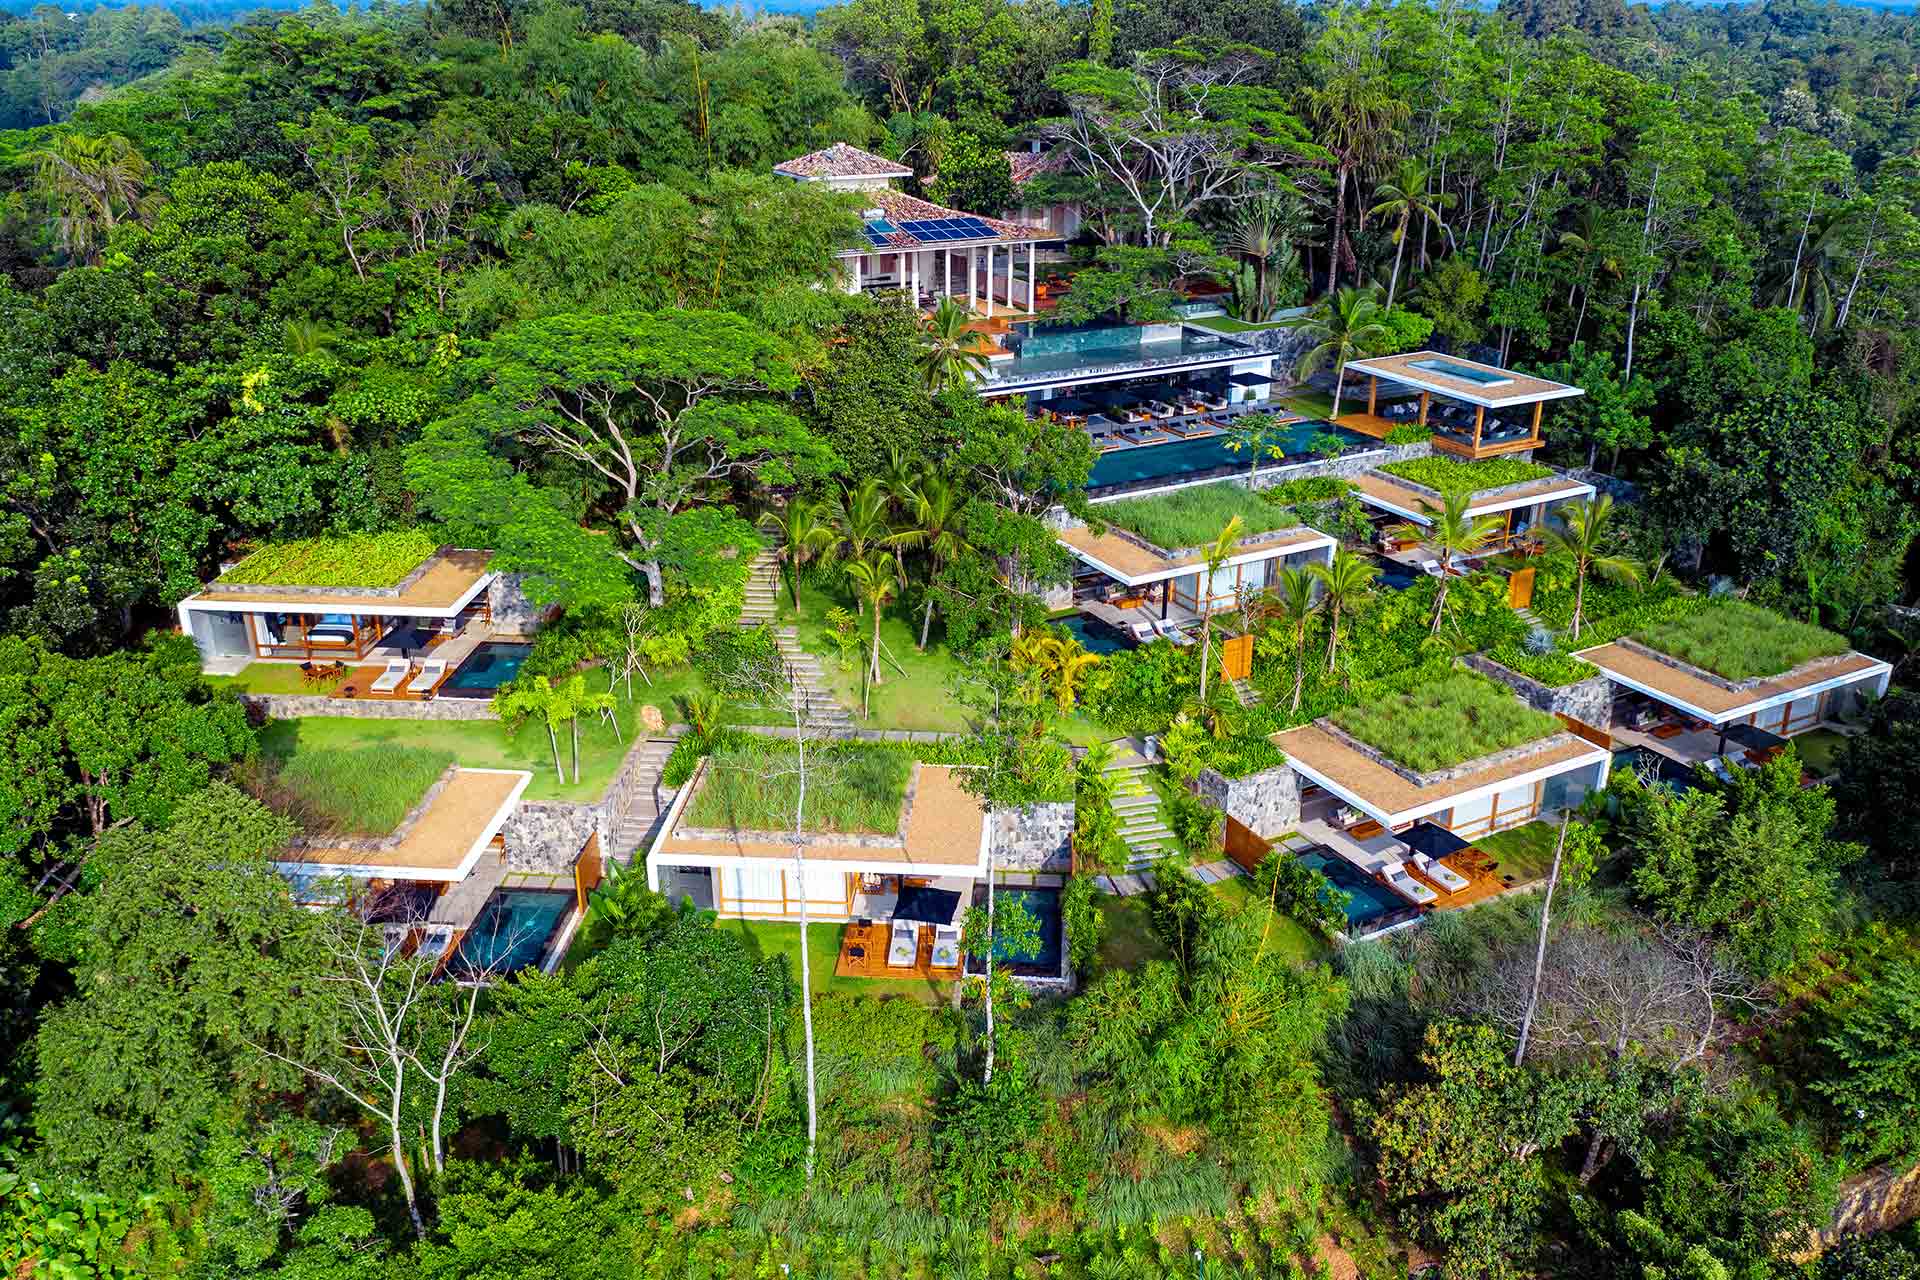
1252,849 -> 1349,938
1060,875 -> 1103,975
1383,422 -> 1433,445
692,623 -> 782,695
1166,786 -> 1224,856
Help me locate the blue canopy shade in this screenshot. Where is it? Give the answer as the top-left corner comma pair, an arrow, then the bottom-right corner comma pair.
1227,371 -> 1273,387
893,885 -> 962,926
1399,821 -> 1472,860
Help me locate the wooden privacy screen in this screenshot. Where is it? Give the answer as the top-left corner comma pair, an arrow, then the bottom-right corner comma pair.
1220,633 -> 1254,682
1555,713 -> 1612,750
1507,567 -> 1537,610
1223,816 -> 1272,875
573,832 -> 604,911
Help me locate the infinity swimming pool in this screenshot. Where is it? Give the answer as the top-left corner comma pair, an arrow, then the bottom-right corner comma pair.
450,888 -> 574,976
1297,847 -> 1406,933
441,641 -> 532,698
1088,422 -> 1372,490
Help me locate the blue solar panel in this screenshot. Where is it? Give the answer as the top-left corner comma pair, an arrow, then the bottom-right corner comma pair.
899,216 -> 999,242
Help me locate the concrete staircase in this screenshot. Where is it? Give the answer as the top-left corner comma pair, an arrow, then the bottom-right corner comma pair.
1105,745 -> 1173,871
609,737 -> 681,864
775,626 -> 855,734
740,548 -> 781,627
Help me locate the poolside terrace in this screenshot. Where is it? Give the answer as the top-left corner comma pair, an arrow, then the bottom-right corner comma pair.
1332,350 -> 1584,460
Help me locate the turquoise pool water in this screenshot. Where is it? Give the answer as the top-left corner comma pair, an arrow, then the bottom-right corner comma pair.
1058,614 -> 1133,655
1409,356 -> 1512,386
1088,421 -> 1371,490
966,887 -> 1064,975
451,889 -> 574,975
1297,848 -> 1404,932
443,641 -> 532,696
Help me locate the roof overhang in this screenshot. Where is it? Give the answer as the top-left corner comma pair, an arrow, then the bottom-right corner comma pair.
1344,351 -> 1586,410
274,768 -> 531,884
1352,474 -> 1595,524
984,350 -> 1269,395
1571,646 -> 1892,726
179,572 -> 496,619
1058,527 -> 1336,588
1277,732 -> 1610,829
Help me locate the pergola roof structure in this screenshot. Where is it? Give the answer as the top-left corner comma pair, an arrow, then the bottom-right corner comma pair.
1344,350 -> 1586,410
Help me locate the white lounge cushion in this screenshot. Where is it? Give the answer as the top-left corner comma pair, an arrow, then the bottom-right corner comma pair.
370,659 -> 411,693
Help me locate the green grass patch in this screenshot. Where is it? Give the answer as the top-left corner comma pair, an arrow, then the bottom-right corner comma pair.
1278,389 -> 1336,417
205,662 -> 348,695
1377,456 -> 1554,497
269,743 -> 454,836
1787,728 -> 1848,778
719,918 -> 947,1003
1475,821 -> 1564,886
1095,482 -> 1297,552
219,530 -> 439,588
1095,895 -> 1170,972
1330,669 -> 1560,773
1212,874 -> 1330,966
256,677 -> 684,803
1633,600 -> 1848,681
687,738 -> 912,835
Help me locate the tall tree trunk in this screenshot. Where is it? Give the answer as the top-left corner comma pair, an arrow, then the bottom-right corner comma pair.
1330,357 -> 1347,420
1199,616 -> 1213,702
1326,600 -> 1341,671
1514,817 -> 1571,1067
1786,195 -> 1816,313
1327,165 -> 1349,295
546,723 -> 563,780
792,742 -> 818,1180
1578,1131 -> 1611,1185
983,845 -> 997,1084
1836,206 -> 1877,328
387,1073 -> 426,1240
571,718 -> 580,784
1571,569 -> 1587,640
920,594 -> 936,650
1385,218 -> 1408,311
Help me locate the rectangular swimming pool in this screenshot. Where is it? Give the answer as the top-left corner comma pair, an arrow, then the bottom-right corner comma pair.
1297,847 -> 1407,933
965,886 -> 1065,976
1088,421 -> 1371,490
1057,614 -> 1134,656
450,888 -> 574,976
441,641 -> 532,698
1409,356 -> 1513,387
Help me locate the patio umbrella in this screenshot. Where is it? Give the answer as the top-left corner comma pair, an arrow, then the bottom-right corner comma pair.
1227,371 -> 1273,388
893,885 -> 962,925
1399,821 -> 1472,860
1717,721 -> 1787,754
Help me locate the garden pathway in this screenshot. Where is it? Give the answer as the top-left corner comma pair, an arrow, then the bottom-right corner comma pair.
1103,744 -> 1174,872
739,548 -> 780,627
608,736 -> 683,864
773,626 -> 857,734
1229,675 -> 1262,708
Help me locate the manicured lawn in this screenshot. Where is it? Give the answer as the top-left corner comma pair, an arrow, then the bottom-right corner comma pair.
781,583 -> 976,731
1475,821 -> 1562,886
688,738 -> 912,834
271,743 -> 453,836
1212,875 -> 1331,966
1096,895 -> 1169,972
1634,600 -> 1848,681
1331,670 -> 1560,773
207,662 -> 348,695
1278,390 -> 1336,417
1377,455 -> 1554,497
256,680 -> 677,803
1789,727 -> 1849,778
1096,482 -> 1297,552
719,917 -> 948,1003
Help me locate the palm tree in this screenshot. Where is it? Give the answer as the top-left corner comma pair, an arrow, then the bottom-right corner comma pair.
1196,516 -> 1244,704
1390,493 -> 1503,634
898,472 -> 969,648
1222,193 -> 1300,321
758,498 -> 836,610
283,318 -> 338,359
31,131 -> 158,264
1310,549 -> 1379,673
1554,207 -> 1621,343
841,552 -> 899,716
1285,285 -> 1389,419
1273,566 -> 1321,714
1367,158 -> 1454,312
831,480 -> 902,614
1767,207 -> 1849,332
1538,496 -> 1641,641
1300,73 -> 1407,294
917,297 -> 993,392
1223,416 -> 1290,491
493,675 -> 567,780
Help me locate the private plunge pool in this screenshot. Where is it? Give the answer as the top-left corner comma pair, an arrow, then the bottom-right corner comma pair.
449,888 -> 576,977
439,641 -> 533,698
1296,846 -> 1411,936
964,886 -> 1067,981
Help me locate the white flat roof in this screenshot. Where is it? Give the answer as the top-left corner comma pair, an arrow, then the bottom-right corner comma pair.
1344,350 -> 1586,409
1350,472 -> 1595,524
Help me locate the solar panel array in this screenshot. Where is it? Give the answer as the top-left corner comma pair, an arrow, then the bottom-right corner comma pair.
860,216 -> 1001,248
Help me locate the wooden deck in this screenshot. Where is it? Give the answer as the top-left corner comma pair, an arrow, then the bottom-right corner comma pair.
834,921 -> 962,981
1419,848 -> 1522,910
332,661 -> 455,702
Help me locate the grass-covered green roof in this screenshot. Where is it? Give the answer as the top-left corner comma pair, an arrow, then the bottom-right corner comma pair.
1377,456 -> 1555,497
1095,482 -> 1298,552
219,530 -> 439,589
687,738 -> 912,835
1330,669 -> 1561,774
1632,600 -> 1848,681
262,743 -> 455,837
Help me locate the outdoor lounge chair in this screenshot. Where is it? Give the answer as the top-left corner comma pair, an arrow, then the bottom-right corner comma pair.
370,659 -> 412,693
1384,861 -> 1438,904
1153,618 -> 1195,647
931,926 -> 961,969
404,657 -> 449,696
887,919 -> 919,967
1414,853 -> 1472,894
1128,620 -> 1157,644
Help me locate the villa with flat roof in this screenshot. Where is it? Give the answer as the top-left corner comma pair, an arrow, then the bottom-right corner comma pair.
1574,601 -> 1891,765
276,765 -> 597,980
1333,350 -> 1585,460
1350,460 -> 1597,561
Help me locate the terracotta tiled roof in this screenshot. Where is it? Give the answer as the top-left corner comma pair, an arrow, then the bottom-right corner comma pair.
774,142 -> 913,180
853,189 -> 1054,249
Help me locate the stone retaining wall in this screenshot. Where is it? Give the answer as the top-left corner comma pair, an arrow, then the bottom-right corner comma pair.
489,573 -> 552,637
501,801 -> 601,873
995,801 -> 1074,873
241,693 -> 499,721
1463,653 -> 1612,726
1252,439 -> 1431,490
1193,763 -> 1301,837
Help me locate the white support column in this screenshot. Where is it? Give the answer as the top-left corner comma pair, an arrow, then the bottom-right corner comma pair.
1005,243 -> 1015,314
845,254 -> 860,295
943,250 -> 950,300
984,245 -> 994,317
1027,242 -> 1036,311
908,251 -> 919,303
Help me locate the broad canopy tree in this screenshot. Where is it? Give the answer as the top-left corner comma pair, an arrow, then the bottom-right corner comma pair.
469,308 -> 838,604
